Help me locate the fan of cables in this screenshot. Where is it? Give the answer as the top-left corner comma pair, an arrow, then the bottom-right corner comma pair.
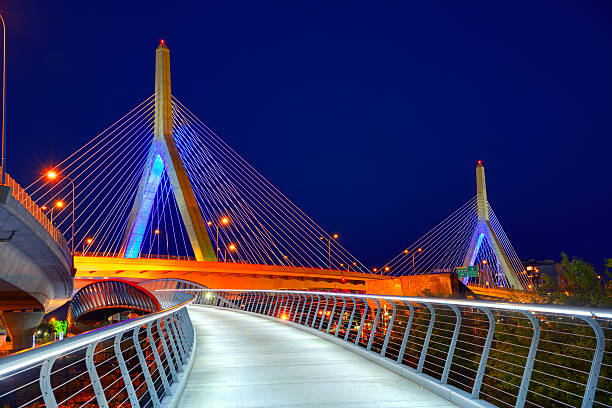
378,195 -> 532,290
26,94 -> 370,273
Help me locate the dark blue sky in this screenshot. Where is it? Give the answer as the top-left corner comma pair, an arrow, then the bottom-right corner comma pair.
3,1 -> 611,269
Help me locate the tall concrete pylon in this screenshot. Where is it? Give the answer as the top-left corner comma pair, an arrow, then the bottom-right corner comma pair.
463,161 -> 524,289
121,41 -> 216,261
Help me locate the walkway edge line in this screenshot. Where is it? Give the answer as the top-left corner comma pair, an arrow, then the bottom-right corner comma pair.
197,304 -> 496,408
161,319 -> 198,408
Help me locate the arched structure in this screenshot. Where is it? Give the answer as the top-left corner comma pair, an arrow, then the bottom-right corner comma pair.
67,279 -> 161,334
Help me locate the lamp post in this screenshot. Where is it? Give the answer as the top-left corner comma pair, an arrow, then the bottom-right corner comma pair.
83,237 -> 93,255
1,13 -> 6,184
319,233 -> 338,269
226,243 -> 236,262
207,216 -> 229,261
403,247 -> 423,274
43,200 -> 64,224
46,171 -> 76,255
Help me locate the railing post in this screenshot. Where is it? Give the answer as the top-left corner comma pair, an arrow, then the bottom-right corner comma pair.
305,294 -> 315,326
355,297 -> 370,345
326,296 -> 338,334
381,300 -> 396,356
39,355 -> 59,408
472,307 -> 495,399
319,295 -> 329,331
147,321 -> 170,394
263,293 -> 273,315
289,293 -> 296,319
266,293 -> 277,316
114,331 -> 142,406
417,303 -> 435,373
335,297 -> 347,337
441,305 -> 462,384
157,318 -> 178,382
164,316 -> 184,372
133,326 -> 161,408
249,292 -> 259,312
311,295 -> 321,328
168,314 -> 187,364
85,339 -> 109,408
298,294 -> 309,325
580,316 -> 605,408
367,298 -> 381,351
344,297 -> 358,341
273,293 -> 284,317
515,311 -> 541,407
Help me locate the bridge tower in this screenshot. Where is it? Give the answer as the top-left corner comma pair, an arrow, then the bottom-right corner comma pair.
121,41 -> 216,261
463,161 -> 523,289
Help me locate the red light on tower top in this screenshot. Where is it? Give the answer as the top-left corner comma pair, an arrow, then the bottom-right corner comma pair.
477,160 -> 483,166
160,39 -> 165,45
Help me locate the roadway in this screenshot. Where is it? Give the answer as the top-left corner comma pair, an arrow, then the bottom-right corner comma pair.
179,306 -> 457,408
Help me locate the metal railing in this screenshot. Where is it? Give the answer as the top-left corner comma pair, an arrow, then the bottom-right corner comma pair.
0,290 -> 196,408
3,173 -> 71,264
193,289 -> 612,408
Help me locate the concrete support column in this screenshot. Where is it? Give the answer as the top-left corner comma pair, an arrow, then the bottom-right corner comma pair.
0,309 -> 44,350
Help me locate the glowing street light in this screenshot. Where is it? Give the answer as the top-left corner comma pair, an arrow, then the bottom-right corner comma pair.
320,233 -> 339,269
225,243 -> 237,262
44,200 -> 65,224
45,169 -> 76,255
207,217 -> 230,261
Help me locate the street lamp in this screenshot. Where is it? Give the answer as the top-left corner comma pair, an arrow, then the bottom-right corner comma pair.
208,217 -> 230,261
46,170 -> 76,255
403,247 -> 423,274
43,200 -> 65,224
319,233 -> 339,269
83,237 -> 93,254
225,243 -> 236,262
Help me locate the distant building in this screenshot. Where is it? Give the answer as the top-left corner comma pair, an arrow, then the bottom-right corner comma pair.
522,259 -> 566,289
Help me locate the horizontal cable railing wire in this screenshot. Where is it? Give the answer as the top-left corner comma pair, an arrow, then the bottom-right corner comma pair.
185,289 -> 612,408
0,286 -> 196,408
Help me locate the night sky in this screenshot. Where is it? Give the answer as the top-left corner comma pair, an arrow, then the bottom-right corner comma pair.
2,1 -> 611,269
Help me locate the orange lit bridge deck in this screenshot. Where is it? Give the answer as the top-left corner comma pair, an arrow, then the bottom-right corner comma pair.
74,256 -> 389,291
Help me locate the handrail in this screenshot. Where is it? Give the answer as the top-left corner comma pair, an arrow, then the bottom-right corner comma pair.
2,172 -> 71,264
164,288 -> 612,319
0,288 -> 196,407
192,289 -> 611,408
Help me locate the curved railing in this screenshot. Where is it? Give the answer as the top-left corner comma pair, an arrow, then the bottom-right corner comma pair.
0,287 -> 196,408
3,173 -> 71,265
68,279 -> 162,333
192,289 -> 612,408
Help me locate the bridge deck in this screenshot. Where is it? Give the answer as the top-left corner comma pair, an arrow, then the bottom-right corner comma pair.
180,306 -> 457,408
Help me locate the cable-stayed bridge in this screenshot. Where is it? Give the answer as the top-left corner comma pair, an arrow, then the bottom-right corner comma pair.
20,41 -> 531,296
2,42 -> 611,408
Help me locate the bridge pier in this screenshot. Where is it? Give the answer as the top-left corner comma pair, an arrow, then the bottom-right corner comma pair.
0,310 -> 44,350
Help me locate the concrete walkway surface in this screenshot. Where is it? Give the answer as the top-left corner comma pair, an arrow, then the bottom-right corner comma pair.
178,306 -> 458,408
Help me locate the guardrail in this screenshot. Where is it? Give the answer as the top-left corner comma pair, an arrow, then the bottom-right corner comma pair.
192,289 -> 611,408
3,173 -> 71,264
0,290 -> 196,408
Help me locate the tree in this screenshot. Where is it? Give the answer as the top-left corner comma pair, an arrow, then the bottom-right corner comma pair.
538,253 -> 612,308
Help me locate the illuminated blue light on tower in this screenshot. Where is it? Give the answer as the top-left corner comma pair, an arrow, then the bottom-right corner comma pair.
124,154 -> 165,258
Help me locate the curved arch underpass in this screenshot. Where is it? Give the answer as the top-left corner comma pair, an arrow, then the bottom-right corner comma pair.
180,306 -> 457,408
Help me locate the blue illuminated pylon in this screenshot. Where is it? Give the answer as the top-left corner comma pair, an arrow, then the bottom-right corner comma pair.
123,154 -> 164,258
120,42 -> 216,261
462,162 -> 523,289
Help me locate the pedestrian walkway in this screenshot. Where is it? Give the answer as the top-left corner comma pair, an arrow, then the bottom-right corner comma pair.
178,306 -> 458,408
